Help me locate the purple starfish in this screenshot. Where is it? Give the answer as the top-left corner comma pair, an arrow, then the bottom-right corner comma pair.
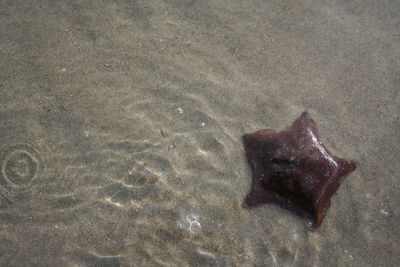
243,112 -> 356,227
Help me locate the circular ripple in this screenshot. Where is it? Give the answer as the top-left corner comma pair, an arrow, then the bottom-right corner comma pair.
0,144 -> 42,188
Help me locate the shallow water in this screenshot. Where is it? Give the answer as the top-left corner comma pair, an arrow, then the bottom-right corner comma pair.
0,0 -> 399,266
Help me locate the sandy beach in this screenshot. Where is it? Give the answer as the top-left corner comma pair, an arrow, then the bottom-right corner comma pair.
0,0 -> 399,266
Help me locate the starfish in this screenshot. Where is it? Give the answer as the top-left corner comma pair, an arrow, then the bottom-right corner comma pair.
243,112 -> 356,227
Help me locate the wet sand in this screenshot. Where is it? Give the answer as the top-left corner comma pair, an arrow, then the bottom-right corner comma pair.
0,0 -> 399,266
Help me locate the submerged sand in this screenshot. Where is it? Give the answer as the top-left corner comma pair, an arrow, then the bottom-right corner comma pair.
0,0 -> 399,266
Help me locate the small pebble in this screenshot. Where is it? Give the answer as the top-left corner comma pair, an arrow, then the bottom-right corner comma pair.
175,107 -> 184,114
380,209 -> 389,217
